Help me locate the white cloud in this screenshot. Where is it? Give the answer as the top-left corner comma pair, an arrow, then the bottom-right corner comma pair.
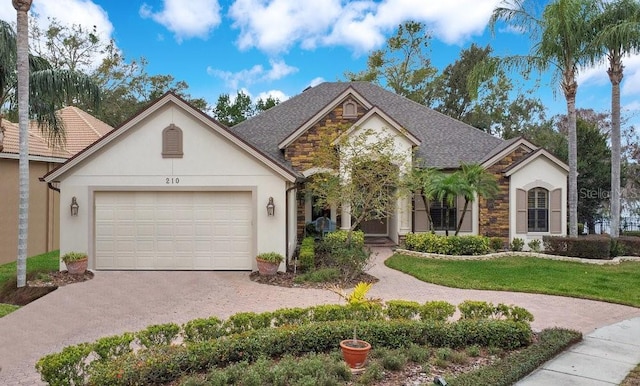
308,77 -> 325,88
621,55 -> 640,97
256,89 -> 289,102
228,0 -> 501,54
140,0 -> 221,42
207,59 -> 299,90
623,100 -> 640,112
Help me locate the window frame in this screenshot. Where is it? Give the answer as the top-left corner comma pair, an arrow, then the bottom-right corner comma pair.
430,198 -> 457,231
527,188 -> 549,232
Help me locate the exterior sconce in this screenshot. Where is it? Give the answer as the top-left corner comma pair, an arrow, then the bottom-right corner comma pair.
266,197 -> 275,216
70,196 -> 79,216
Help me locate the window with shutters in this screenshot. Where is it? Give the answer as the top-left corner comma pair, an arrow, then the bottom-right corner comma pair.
343,100 -> 357,118
162,124 -> 183,158
528,188 -> 548,232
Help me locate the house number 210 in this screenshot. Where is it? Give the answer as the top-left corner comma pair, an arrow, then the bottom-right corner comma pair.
165,177 -> 180,184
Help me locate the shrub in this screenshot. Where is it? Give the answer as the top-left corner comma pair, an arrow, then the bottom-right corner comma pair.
272,307 -> 312,327
137,323 -> 181,348
36,343 -> 93,386
510,238 -> 524,252
310,304 -> 354,322
318,242 -> 371,282
224,311 -> 273,334
385,300 -> 421,320
293,267 -> 340,283
381,352 -> 407,370
622,230 -> 640,237
527,239 -> 541,252
183,317 -> 224,343
458,300 -> 495,320
298,236 -> 316,272
449,328 -> 581,386
404,233 -> 490,255
543,235 -> 611,259
256,252 -> 284,263
322,230 -> 365,248
421,301 -> 456,322
615,236 -> 640,256
489,237 -> 504,252
93,333 -> 134,360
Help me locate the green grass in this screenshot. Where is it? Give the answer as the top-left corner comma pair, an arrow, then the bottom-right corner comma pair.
0,303 -> 19,317
0,250 -> 60,287
385,254 -> 640,307
0,250 -> 59,317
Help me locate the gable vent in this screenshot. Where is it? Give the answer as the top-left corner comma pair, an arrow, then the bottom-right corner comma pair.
162,124 -> 183,158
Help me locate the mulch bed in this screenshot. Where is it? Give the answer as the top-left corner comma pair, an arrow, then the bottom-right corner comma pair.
0,270 -> 94,307
249,270 -> 379,289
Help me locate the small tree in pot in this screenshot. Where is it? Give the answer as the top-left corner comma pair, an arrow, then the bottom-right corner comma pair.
330,281 -> 381,371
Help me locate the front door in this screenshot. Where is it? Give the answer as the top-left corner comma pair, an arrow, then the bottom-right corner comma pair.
359,217 -> 388,236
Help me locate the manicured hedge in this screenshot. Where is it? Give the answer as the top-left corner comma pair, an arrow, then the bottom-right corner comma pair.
37,300 -> 533,385
543,235 -> 612,259
86,319 -> 533,385
449,328 -> 582,386
615,236 -> 640,256
405,233 -> 491,255
298,236 -> 316,271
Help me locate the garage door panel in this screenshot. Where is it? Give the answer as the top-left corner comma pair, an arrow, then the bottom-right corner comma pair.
95,191 -> 253,270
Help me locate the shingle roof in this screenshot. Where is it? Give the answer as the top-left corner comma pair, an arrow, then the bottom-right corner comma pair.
230,81 -> 505,171
0,107 -> 114,159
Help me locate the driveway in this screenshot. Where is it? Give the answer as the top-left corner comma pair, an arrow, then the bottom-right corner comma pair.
1,247 -> 639,384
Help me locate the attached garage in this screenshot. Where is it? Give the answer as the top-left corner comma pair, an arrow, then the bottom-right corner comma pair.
94,191 -> 253,270
43,93 -> 299,272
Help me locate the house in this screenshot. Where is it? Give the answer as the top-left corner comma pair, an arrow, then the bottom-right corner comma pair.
0,107 -> 113,265
42,82 -> 568,271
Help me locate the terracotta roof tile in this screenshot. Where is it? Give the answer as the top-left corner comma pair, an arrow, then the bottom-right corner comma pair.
0,107 -> 113,159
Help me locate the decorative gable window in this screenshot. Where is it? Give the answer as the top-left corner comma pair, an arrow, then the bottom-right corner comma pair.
162,124 -> 183,158
343,100 -> 357,118
527,188 -> 548,232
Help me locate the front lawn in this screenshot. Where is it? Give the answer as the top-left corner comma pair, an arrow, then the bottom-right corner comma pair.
385,254 -> 640,307
0,250 -> 60,286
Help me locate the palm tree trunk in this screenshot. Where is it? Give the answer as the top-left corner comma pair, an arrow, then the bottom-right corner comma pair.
609,55 -> 622,238
455,199 -> 470,236
563,78 -> 579,237
13,0 -> 32,288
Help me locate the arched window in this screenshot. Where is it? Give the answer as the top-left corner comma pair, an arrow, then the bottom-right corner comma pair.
343,100 -> 357,118
528,188 -> 548,232
162,124 -> 183,158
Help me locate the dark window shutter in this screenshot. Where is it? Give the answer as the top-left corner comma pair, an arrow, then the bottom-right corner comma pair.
516,189 -> 527,233
550,188 -> 562,234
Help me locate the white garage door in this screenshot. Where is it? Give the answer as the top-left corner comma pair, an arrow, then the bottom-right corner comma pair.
94,191 -> 253,270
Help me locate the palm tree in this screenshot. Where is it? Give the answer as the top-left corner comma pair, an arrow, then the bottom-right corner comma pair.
9,2 -> 100,287
408,167 -> 441,232
591,0 -> 640,238
488,0 -> 599,237
454,163 -> 499,236
429,172 -> 464,236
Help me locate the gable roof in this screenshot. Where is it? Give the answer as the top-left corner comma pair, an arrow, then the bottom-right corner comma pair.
42,92 -> 299,183
333,106 -> 422,147
0,106 -> 113,162
504,148 -> 569,176
230,81 -> 504,170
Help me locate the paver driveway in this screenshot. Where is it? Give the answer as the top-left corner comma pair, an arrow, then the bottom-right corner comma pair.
1,247 -> 639,385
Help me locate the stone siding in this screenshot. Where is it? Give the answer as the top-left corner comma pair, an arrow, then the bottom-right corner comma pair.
478,146 -> 532,243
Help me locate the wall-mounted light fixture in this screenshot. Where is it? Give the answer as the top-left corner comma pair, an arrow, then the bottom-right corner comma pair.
70,196 -> 79,216
266,197 -> 275,216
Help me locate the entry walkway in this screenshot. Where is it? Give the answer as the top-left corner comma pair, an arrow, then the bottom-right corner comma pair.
0,247 -> 638,384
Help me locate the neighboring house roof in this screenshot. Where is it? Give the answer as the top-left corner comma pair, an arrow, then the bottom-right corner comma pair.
230,81 -> 505,170
0,107 -> 113,162
42,92 -> 300,183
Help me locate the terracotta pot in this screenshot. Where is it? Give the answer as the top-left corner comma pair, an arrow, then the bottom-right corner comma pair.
339,339 -> 371,369
256,258 -> 279,276
65,257 -> 88,275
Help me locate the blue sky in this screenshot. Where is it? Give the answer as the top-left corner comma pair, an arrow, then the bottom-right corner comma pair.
1,0 -> 639,126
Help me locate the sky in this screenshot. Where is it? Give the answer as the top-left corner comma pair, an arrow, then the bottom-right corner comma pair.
1,0 -> 639,126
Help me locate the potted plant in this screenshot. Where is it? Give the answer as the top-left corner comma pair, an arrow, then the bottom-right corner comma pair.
255,252 -> 284,276
61,252 -> 88,275
330,282 -> 380,371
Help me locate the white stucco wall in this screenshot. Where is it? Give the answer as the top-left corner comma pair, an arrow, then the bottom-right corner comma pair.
340,114 -> 415,241
509,156 -> 568,247
57,102 -> 290,270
